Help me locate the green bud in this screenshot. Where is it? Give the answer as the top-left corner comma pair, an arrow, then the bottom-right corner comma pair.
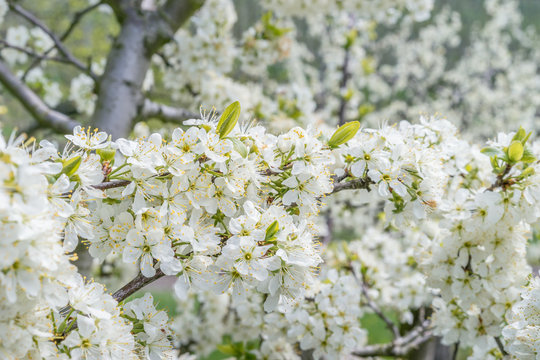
328,121 -> 360,148
508,140 -> 524,163
61,156 -> 82,177
265,220 -> 279,241
96,147 -> 116,162
217,101 -> 241,139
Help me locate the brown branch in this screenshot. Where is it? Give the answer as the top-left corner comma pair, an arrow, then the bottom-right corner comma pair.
93,179 -> 132,190
332,177 -> 373,193
0,60 -> 80,133
140,99 -> 198,123
112,268 -> 165,302
8,2 -> 98,81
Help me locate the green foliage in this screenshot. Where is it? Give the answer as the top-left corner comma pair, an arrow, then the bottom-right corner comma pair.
217,101 -> 241,138
328,121 -> 361,148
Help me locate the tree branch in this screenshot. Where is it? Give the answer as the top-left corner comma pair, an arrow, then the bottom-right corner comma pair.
140,99 -> 198,123
92,0 -> 205,138
22,1 -> 103,80
93,179 -> 132,190
0,60 -> 80,133
352,320 -> 432,357
8,2 -> 98,81
0,39 -> 87,68
332,177 -> 373,193
147,0 -> 206,52
112,268 -> 165,302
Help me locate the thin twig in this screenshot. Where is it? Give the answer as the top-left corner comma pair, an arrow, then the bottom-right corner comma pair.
332,177 -> 373,193
0,39 -> 82,65
352,320 -> 432,357
494,336 -> 507,356
93,179 -> 132,190
8,1 -> 98,81
352,266 -> 400,339
22,1 -> 103,80
0,60 -> 80,133
112,269 -> 165,302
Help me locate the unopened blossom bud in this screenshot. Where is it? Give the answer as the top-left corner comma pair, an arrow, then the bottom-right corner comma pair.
507,140 -> 524,163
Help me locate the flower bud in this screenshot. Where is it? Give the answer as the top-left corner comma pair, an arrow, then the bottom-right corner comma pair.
508,140 -> 524,163
97,147 -> 116,162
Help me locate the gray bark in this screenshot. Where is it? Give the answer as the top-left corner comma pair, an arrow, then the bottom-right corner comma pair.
0,60 -> 80,133
91,14 -> 151,138
92,0 -> 205,139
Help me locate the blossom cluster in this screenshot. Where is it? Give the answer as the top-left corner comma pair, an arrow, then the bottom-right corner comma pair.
166,118 -> 540,360
0,130 -> 171,359
419,128 -> 540,357
503,276 -> 540,359
0,101 -> 456,359
69,106 -> 444,313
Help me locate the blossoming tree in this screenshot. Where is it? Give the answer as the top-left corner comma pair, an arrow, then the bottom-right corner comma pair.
0,0 -> 539,360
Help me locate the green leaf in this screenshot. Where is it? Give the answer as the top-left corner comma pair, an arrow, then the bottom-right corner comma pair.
512,126 -> 527,142
216,344 -> 236,356
228,137 -> 248,158
521,148 -> 536,163
328,121 -> 360,148
480,147 -> 504,157
520,166 -> 535,178
217,101 -> 241,138
61,156 -> 82,178
265,220 -> 279,241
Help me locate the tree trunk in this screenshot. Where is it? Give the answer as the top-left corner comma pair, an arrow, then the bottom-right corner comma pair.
92,12 -> 150,139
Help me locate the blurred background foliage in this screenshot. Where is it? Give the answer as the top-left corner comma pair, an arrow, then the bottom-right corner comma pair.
1,0 -> 539,138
